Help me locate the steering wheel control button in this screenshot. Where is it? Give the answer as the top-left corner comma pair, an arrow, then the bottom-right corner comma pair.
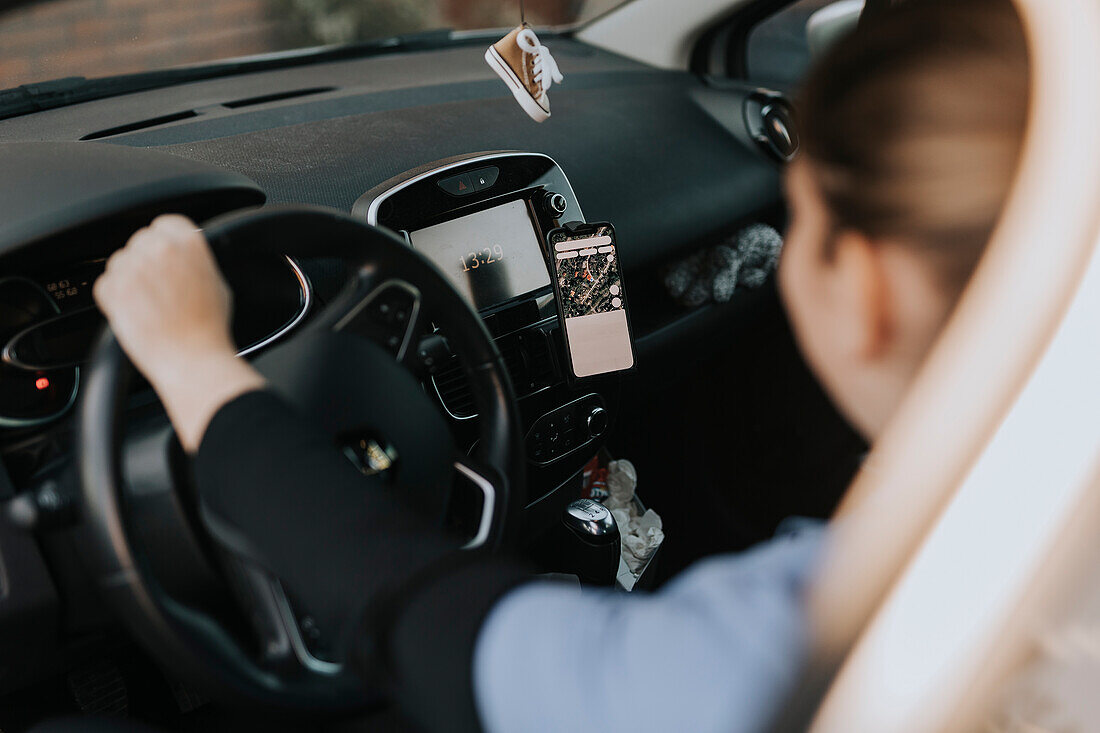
469,166 -> 500,191
543,191 -> 569,217
416,334 -> 450,375
525,394 -> 606,465
356,283 -> 420,357
437,172 -> 476,196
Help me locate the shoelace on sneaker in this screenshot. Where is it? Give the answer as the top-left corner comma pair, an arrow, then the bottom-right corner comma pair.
516,28 -> 563,96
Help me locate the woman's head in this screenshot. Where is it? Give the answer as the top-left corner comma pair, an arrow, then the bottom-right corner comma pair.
778,0 -> 1029,439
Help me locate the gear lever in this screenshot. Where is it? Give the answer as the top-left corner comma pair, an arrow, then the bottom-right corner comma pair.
557,499 -> 621,586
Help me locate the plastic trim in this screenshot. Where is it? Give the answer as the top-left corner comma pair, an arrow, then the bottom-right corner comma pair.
456,460 -> 495,550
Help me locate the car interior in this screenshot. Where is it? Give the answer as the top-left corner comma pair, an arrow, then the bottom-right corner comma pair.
2,0 -> 1096,730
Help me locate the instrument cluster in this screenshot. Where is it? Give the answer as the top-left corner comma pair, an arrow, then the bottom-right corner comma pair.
0,276 -> 80,427
0,255 -> 310,428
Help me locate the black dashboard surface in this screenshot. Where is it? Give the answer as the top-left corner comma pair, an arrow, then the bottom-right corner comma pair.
0,38 -> 782,278
0,142 -> 263,258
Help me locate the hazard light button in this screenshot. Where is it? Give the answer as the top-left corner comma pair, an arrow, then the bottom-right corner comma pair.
437,172 -> 475,196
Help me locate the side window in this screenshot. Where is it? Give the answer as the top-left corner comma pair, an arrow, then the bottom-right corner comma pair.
745,0 -> 864,87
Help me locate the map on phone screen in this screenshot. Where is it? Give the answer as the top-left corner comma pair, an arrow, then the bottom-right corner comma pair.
550,224 -> 635,378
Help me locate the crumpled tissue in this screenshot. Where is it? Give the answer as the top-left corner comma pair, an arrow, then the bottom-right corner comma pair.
603,459 -> 664,578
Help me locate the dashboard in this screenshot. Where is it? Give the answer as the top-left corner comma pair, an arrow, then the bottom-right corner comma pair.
0,34 -> 789,531
0,34 -> 791,696
0,35 -> 791,515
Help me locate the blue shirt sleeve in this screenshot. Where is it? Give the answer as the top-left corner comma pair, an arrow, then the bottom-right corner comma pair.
473,524 -> 825,733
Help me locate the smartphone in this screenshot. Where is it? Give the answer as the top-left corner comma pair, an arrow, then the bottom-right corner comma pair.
546,222 -> 636,379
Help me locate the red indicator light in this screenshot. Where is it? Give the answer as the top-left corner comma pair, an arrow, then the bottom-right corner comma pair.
35,377 -> 50,391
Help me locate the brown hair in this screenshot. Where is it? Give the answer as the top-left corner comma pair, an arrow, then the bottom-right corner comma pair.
798,0 -> 1030,296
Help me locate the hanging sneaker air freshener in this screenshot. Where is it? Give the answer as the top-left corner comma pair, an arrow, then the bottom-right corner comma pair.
485,7 -> 563,123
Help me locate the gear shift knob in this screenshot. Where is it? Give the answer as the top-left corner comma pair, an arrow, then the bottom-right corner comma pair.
559,499 -> 621,586
562,498 -> 617,539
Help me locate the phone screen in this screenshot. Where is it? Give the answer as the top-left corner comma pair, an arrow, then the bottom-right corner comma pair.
548,224 -> 636,378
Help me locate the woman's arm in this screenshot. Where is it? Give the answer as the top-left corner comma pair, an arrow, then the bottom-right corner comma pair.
473,525 -> 824,733
92,214 -> 265,452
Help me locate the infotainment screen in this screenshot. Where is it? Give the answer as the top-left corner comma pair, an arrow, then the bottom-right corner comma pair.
407,199 -> 551,311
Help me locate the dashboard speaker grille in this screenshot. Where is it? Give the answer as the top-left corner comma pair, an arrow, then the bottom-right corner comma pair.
81,111 -> 198,140
79,87 -> 337,140
223,87 -> 336,109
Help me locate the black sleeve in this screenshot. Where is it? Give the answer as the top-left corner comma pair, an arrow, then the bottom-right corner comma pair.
195,389 -> 530,732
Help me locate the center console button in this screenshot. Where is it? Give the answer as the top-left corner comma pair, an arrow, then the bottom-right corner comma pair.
526,395 -> 608,465
470,166 -> 500,191
438,172 -> 475,196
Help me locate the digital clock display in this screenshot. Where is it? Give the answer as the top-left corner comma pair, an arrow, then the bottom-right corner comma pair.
408,199 -> 551,311
458,244 -> 506,272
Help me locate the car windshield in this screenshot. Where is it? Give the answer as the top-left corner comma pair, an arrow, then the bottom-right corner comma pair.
0,0 -> 625,90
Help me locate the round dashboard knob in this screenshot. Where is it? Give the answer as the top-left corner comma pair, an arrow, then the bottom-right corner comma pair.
544,191 -> 568,217
586,407 -> 609,437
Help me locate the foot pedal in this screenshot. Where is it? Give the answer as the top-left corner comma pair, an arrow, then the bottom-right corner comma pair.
67,659 -> 128,716
167,676 -> 208,714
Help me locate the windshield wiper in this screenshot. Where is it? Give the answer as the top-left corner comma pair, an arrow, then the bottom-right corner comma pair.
0,28 -> 466,121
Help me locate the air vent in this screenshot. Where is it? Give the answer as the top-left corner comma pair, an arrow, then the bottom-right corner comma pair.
81,110 -> 199,140
434,359 -> 477,418
432,330 -> 556,419
223,86 -> 336,109
744,93 -> 798,162
519,331 -> 555,391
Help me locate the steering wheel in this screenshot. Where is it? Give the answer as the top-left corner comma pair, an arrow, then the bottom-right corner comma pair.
76,205 -> 525,710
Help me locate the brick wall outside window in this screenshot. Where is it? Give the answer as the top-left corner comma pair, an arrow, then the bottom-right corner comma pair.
0,0 -> 592,90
